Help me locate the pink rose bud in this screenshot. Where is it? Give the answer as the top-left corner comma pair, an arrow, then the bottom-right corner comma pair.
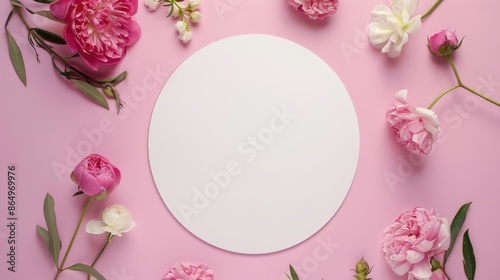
71,154 -> 121,197
428,29 -> 462,56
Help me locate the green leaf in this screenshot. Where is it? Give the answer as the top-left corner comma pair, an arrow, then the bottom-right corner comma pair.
36,225 -> 50,250
289,265 -> 299,280
463,229 -> 476,280
96,71 -> 127,84
71,80 -> 110,110
444,202 -> 472,265
43,193 -> 61,267
7,30 -> 27,86
66,263 -> 105,280
33,0 -> 55,4
34,10 -> 65,24
31,28 -> 66,44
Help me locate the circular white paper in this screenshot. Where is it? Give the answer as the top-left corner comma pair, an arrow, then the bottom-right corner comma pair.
148,34 -> 359,254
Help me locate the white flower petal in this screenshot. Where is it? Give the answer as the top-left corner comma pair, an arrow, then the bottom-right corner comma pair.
394,90 -> 409,104
85,220 -> 107,234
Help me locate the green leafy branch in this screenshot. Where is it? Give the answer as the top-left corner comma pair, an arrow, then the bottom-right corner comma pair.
5,0 -> 127,112
431,202 -> 476,280
37,193 -> 105,280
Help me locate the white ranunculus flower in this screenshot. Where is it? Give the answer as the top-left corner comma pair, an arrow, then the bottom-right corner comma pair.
368,0 -> 422,58
86,204 -> 135,237
144,0 -> 162,11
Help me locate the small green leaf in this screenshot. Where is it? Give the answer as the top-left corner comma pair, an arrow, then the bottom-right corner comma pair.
7,30 -> 27,86
71,80 -> 109,110
31,28 -> 66,44
34,10 -> 65,24
33,0 -> 55,4
289,265 -> 299,280
43,193 -> 61,267
96,71 -> 127,84
36,225 -> 50,250
463,229 -> 476,280
444,202 -> 472,265
66,263 -> 105,280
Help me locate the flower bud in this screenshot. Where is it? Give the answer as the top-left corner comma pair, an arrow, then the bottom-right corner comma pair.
144,0 -> 162,11
190,11 -> 201,23
352,257 -> 372,280
188,0 -> 201,10
428,29 -> 462,56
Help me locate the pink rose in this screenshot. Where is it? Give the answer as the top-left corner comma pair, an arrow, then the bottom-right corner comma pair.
161,262 -> 214,280
287,0 -> 339,20
428,29 -> 460,56
386,90 -> 440,155
71,154 -> 121,196
383,207 -> 450,280
52,0 -> 141,70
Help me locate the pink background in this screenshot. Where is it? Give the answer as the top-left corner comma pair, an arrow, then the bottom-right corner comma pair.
1,0 -> 500,279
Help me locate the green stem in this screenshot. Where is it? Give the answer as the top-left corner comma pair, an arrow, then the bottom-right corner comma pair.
446,55 -> 462,85
54,197 -> 93,280
87,234 -> 114,280
421,0 -> 443,20
461,84 -> 500,107
442,268 -> 452,280
427,84 -> 460,109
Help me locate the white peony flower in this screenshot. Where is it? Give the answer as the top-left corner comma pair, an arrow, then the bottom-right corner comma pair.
86,204 -> 135,237
368,0 -> 422,58
190,11 -> 201,23
144,0 -> 162,11
179,30 -> 193,43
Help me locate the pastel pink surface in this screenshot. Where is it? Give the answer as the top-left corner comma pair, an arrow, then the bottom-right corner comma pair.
1,1 -> 500,280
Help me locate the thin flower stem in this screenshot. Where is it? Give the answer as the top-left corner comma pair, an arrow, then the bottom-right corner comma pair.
421,0 -> 443,20
86,234 -> 114,280
427,84 -> 460,109
446,55 -> 462,85
54,197 -> 94,280
442,268 -> 452,280
461,84 -> 500,107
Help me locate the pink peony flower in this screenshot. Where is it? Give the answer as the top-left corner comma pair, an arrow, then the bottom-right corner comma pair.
51,0 -> 141,70
71,154 -> 121,196
383,207 -> 450,280
386,90 -> 440,155
428,29 -> 460,56
161,262 -> 214,280
287,0 -> 339,20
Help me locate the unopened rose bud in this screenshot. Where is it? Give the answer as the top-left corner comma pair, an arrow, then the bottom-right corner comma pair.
428,29 -> 462,56
352,257 -> 372,280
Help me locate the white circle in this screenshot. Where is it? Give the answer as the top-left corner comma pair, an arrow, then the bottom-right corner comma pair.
148,34 -> 359,254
